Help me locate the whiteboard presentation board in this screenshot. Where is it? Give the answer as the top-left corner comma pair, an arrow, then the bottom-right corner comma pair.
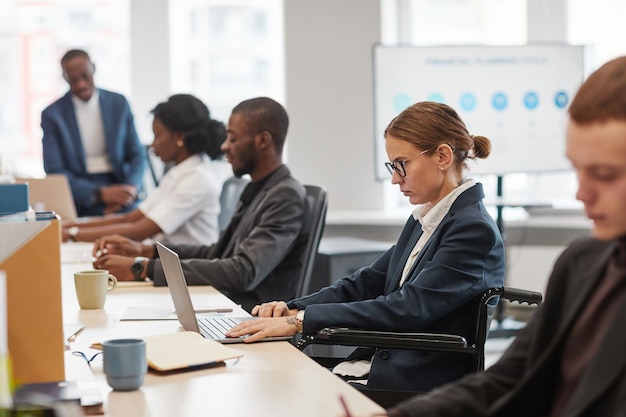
373,44 -> 585,179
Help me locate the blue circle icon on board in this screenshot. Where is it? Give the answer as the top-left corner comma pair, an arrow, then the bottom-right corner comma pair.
459,93 -> 477,112
392,94 -> 412,113
492,92 -> 508,111
427,93 -> 445,103
554,91 -> 569,108
524,91 -> 539,110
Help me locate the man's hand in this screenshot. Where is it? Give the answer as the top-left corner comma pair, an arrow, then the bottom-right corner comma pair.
225,316 -> 299,343
92,234 -> 151,258
93,254 -> 135,281
251,301 -> 295,317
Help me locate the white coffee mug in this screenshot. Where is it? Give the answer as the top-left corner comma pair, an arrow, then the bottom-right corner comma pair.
74,269 -> 117,309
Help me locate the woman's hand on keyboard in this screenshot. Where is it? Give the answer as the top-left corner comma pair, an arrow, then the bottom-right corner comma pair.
251,301 -> 295,318
225,316 -> 299,343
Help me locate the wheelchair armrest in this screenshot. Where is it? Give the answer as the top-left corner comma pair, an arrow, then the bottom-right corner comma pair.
297,327 -> 468,352
502,287 -> 543,305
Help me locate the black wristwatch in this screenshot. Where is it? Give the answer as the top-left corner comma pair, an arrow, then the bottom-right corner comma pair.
131,257 -> 148,281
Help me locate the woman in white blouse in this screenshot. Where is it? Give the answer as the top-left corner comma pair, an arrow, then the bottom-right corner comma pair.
62,94 -> 226,246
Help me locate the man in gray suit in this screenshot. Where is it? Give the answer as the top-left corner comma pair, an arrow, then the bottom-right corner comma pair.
93,97 -> 309,311
370,56 -> 626,417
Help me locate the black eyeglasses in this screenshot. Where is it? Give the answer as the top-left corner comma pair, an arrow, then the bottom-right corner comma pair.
385,160 -> 409,177
384,148 -> 430,177
72,351 -> 102,367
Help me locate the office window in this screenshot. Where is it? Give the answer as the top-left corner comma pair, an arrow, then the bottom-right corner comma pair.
169,0 -> 284,123
407,0 -> 526,45
0,0 -> 131,178
1,0 -> 283,179
568,0 -> 626,66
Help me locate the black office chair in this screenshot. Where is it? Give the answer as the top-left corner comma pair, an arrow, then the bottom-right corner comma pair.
218,176 -> 250,232
297,286 -> 542,408
294,185 -> 328,298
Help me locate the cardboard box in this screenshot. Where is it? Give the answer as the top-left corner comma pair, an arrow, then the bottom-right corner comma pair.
0,219 -> 64,384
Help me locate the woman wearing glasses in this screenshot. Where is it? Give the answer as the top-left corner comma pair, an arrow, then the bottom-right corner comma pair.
227,101 -> 505,393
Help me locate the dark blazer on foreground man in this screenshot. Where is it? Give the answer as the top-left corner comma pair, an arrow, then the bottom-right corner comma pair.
390,238 -> 626,417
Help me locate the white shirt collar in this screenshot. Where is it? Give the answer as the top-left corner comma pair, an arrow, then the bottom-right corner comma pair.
412,178 -> 477,232
71,88 -> 99,107
163,154 -> 205,179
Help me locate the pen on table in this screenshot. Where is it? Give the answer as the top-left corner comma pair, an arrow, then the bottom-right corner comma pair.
67,325 -> 85,342
339,395 -> 354,417
170,306 -> 239,314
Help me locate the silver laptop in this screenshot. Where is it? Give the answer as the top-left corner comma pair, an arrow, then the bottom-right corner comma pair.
15,174 -> 78,221
155,242 -> 292,344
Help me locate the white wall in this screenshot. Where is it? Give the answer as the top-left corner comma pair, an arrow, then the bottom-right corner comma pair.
130,0 -> 172,144
527,0 -> 567,42
284,0 -> 384,211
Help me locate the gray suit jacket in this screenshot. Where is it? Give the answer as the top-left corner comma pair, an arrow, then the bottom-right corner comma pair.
391,237 -> 626,417
151,165 -> 308,311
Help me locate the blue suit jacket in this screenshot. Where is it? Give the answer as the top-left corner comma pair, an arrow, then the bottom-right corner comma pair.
289,183 -> 505,392
41,88 -> 146,216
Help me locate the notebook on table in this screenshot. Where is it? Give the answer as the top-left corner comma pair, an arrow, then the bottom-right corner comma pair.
155,242 -> 292,344
143,331 -> 243,371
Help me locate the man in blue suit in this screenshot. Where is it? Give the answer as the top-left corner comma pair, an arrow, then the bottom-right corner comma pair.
41,49 -> 146,217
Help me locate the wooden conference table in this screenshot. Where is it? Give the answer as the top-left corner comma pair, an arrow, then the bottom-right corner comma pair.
60,243 -> 385,417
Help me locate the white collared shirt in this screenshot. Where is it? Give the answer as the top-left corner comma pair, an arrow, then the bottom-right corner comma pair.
399,178 -> 476,286
71,89 -> 112,174
139,154 -> 220,246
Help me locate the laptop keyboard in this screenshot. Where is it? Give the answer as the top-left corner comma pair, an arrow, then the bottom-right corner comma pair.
197,317 -> 242,340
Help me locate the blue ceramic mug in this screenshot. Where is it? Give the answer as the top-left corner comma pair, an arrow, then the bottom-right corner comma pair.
102,339 -> 147,391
